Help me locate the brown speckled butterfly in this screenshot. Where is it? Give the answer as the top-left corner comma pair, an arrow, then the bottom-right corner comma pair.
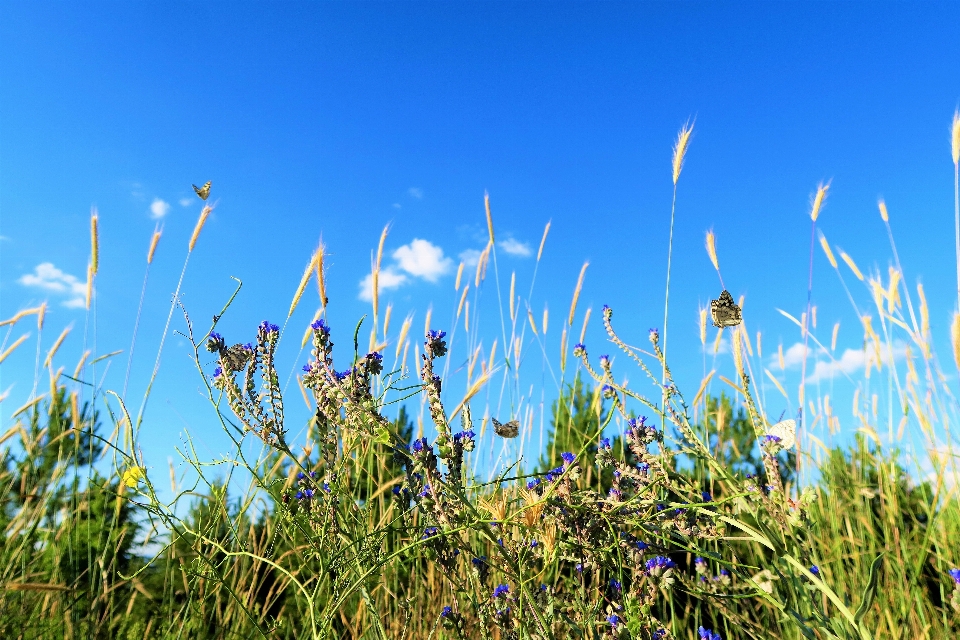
220,343 -> 252,372
710,290 -> 742,328
492,417 -> 519,439
193,181 -> 211,201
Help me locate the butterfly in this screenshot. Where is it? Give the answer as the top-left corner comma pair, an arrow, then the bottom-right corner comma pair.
710,290 -> 742,328
220,343 -> 252,372
492,417 -> 520,439
193,181 -> 212,200
765,418 -> 796,450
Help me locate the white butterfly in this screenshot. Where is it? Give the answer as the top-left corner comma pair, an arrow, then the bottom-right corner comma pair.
765,418 -> 796,450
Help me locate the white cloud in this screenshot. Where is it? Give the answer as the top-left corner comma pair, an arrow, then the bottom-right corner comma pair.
356,239 -> 454,300
150,198 -> 171,219
498,238 -> 532,257
392,239 -> 452,282
358,267 -> 408,302
179,197 -> 193,207
393,203 -> 402,209
19,262 -> 86,308
789,340 -> 907,383
408,187 -> 423,199
459,248 -> 482,268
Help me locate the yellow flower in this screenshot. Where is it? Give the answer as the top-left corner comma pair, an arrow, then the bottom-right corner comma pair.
121,466 -> 145,489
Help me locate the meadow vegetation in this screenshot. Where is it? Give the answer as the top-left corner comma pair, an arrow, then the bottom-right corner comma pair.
2,115 -> 960,639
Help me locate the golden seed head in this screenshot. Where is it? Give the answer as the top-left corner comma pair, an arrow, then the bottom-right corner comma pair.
542,305 -> 549,335
951,313 -> 960,373
316,243 -> 327,308
147,225 -> 162,264
568,261 -> 589,326
672,120 -> 694,185
705,230 -> 719,272
484,191 -> 495,244
818,232 -> 837,269
527,308 -> 539,336
537,220 -> 551,261
90,208 -> 100,275
838,249 -> 864,281
699,308 -> 707,346
455,262 -> 464,291
188,205 -> 212,252
952,109 -> 960,165
878,199 -> 889,222
810,182 -> 829,222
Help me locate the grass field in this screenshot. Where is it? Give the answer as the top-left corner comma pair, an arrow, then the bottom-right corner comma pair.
1,117 -> 960,640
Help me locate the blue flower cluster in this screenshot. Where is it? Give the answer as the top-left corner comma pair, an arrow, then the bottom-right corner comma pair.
950,568 -> 960,584
426,329 -> 447,357
492,583 -> 510,598
698,626 -> 722,640
259,320 -> 280,335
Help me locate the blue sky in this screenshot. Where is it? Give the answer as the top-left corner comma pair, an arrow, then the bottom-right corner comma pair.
2,2 -> 960,504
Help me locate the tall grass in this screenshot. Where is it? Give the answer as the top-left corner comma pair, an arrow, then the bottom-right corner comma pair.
2,119 -> 960,640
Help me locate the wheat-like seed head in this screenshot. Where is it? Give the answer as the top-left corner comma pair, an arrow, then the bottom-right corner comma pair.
168,458 -> 177,493
509,272 -> 516,322
878,199 -> 889,222
315,242 -> 327,308
778,343 -> 785,370
396,315 -> 412,360
37,302 -> 46,331
811,305 -> 817,330
705,230 -> 719,271
831,322 -> 840,352
43,326 -> 70,369
952,109 -> 960,165
699,308 -> 707,346
423,307 -> 432,339
818,231 -> 837,268
560,328 -> 568,371
886,267 -> 901,314
568,261 -> 589,326
542,305 -> 549,335
74,350 -> 90,378
733,327 -> 744,379
0,334 -> 30,366
810,182 -> 830,222
918,284 -> 930,357
455,262 -> 464,291
302,308 -> 322,348
672,120 -> 694,185
527,308 -> 538,335
579,308 -> 591,346
484,191 -> 495,244
519,490 -> 546,528
188,205 -> 212,252
465,300 -> 471,332
383,303 -> 393,339
288,250 -> 320,319
475,244 -> 490,287
90,207 -> 99,275
712,327 -> 723,355
457,285 -> 469,317
756,331 -> 762,359
147,225 -> 162,264
537,220 -> 551,261
85,264 -> 93,310
838,249 -> 864,281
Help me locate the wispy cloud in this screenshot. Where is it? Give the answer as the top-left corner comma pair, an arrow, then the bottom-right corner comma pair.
150,198 -> 171,219
498,237 -> 532,257
357,238 -> 453,301
358,268 -> 408,302
408,187 -> 423,199
179,197 -> 193,207
19,262 -> 87,308
775,340 -> 907,383
392,203 -> 402,209
459,248 -> 482,268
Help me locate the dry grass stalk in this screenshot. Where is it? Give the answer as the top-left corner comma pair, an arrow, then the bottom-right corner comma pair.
705,230 -> 719,271
537,221 -> 551,261
289,250 -> 321,319
464,301 -> 470,332
0,305 -> 44,328
672,120 -> 694,185
878,199 -> 889,222
383,303 -> 393,339
457,285 -> 469,317
810,182 -> 829,221
396,315 -> 412,360
43,326 -> 71,369
778,343 -> 785,370
579,307 -> 592,346
568,261 -> 589,326
831,322 -> 840,351
475,244 -> 491,287
818,232 -> 838,269
316,242 -> 327,307
733,327 -> 744,379
147,224 -> 162,264
455,262 -> 464,291
953,109 -> 960,166
712,327 -> 723,355
509,272 -> 516,322
73,350 -> 90,377
189,204 -> 212,252
0,333 -> 30,365
838,249 -> 865,281
90,207 -> 99,275
484,191 -> 495,244
423,307 -> 432,339
527,308 -> 539,335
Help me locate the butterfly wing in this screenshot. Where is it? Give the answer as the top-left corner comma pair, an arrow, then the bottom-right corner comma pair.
768,419 -> 796,449
710,290 -> 742,328
193,181 -> 211,200
222,343 -> 251,372
492,418 -> 519,438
